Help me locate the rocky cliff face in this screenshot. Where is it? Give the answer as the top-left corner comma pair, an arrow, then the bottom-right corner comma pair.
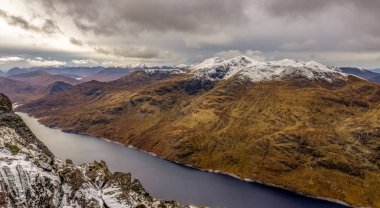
0,93 -> 191,208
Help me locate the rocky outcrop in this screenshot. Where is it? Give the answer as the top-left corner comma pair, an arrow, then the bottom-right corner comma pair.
0,93 -> 192,208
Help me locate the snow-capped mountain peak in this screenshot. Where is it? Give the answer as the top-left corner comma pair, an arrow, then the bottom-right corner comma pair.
228,55 -> 256,66
190,56 -> 347,83
191,57 -> 226,71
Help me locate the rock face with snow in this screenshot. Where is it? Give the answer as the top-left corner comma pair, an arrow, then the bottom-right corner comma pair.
0,93 -> 192,208
190,56 -> 347,83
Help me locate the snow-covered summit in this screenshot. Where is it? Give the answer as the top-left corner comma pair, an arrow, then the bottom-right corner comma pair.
190,56 -> 347,83
191,57 -> 226,70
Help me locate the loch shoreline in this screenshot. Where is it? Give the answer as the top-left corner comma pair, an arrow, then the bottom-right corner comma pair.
17,111 -> 353,208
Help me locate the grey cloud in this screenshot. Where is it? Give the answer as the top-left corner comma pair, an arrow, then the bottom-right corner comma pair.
0,9 -> 60,34
41,19 -> 60,34
263,0 -> 380,21
40,0 -> 249,35
263,0 -> 341,17
114,0 -> 248,32
73,19 -> 118,35
69,37 -> 83,46
114,48 -> 162,59
3,0 -> 380,68
351,1 -> 380,14
348,1 -> 380,37
94,47 -> 111,55
263,0 -> 380,37
95,46 -> 165,59
279,40 -> 317,51
339,36 -> 380,51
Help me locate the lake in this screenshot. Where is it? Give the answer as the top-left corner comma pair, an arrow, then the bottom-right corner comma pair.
17,112 -> 349,208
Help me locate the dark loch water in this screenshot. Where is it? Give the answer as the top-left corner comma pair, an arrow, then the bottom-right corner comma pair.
17,112 -> 349,208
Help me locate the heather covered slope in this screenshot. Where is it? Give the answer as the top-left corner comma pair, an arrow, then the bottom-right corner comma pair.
18,57 -> 380,207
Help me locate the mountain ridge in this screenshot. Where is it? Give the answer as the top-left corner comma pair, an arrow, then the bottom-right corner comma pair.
190,56 -> 347,83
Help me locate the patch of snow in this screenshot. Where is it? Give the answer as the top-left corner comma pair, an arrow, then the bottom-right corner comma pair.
191,57 -> 226,71
143,68 -> 184,75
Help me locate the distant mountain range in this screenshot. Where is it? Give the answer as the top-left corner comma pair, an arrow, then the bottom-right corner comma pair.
5,65 -> 177,78
339,67 -> 380,83
6,66 -> 106,77
16,56 -> 380,208
0,70 -> 81,103
8,71 -> 80,86
370,68 -> 380,73
1,62 -> 380,104
0,64 -> 185,104
81,67 -> 136,82
3,63 -> 380,83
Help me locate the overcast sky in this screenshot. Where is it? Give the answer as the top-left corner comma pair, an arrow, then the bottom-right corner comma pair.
1,0 -> 380,70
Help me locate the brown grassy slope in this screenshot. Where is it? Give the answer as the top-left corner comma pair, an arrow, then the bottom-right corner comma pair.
19,73 -> 380,207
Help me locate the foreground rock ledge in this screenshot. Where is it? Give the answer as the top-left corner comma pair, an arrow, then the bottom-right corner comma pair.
0,93 -> 195,208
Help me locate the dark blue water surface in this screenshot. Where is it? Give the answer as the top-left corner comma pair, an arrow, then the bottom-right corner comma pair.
18,112 -> 350,208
